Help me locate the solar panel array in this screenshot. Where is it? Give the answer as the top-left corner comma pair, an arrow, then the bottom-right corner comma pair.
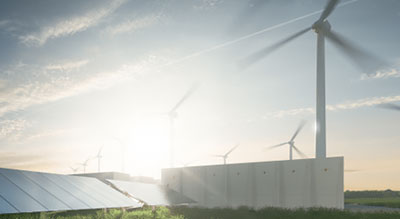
0,168 -> 142,214
108,179 -> 195,206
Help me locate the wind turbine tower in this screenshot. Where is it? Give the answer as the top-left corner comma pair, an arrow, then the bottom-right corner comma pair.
94,146 -> 103,172
79,158 -> 90,173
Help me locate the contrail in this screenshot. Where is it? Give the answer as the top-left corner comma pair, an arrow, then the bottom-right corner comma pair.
163,0 -> 359,67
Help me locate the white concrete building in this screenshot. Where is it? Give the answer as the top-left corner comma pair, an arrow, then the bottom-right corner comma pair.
162,157 -> 343,209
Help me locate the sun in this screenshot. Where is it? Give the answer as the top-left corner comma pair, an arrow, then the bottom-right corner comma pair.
123,117 -> 169,178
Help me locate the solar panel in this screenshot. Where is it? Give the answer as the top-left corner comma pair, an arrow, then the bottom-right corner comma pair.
108,180 -> 195,206
0,168 -> 142,215
21,171 -> 90,209
0,168 -> 70,211
0,195 -> 18,214
0,173 -> 47,213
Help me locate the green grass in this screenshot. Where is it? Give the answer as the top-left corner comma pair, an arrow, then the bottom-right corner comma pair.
0,207 -> 183,219
345,197 -> 400,209
2,206 -> 400,219
170,206 -> 400,219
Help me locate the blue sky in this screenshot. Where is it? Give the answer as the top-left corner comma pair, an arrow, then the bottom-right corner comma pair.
0,0 -> 399,190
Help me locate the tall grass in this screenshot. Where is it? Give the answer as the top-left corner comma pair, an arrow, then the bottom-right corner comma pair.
170,206 -> 400,219
1,206 -> 400,219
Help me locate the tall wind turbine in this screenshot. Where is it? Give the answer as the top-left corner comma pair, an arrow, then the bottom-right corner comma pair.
213,144 -> 240,165
94,146 -> 103,172
268,121 -> 307,160
167,83 -> 199,168
241,0 -> 385,159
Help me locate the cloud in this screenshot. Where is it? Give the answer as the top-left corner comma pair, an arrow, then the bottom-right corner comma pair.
361,68 -> 400,80
19,0 -> 126,46
0,55 -> 166,118
264,95 -> 400,118
0,20 -> 10,27
45,59 -> 89,71
106,14 -> 162,35
193,0 -> 224,10
0,119 -> 31,140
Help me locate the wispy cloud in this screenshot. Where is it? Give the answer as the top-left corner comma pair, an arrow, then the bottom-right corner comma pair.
19,0 -> 126,46
106,14 -> 162,35
263,95 -> 400,118
45,60 -> 89,71
0,119 -> 30,140
361,68 -> 400,80
0,56 -> 166,118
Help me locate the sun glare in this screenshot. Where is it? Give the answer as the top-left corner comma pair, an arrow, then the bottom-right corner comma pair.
124,117 -> 169,178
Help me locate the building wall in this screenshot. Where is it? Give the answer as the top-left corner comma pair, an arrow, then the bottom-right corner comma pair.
161,157 -> 344,209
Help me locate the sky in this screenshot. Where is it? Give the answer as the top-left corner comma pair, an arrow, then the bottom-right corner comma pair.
0,0 -> 399,190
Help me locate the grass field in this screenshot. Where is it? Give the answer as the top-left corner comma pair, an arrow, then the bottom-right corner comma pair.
345,197 -> 400,209
2,206 -> 400,219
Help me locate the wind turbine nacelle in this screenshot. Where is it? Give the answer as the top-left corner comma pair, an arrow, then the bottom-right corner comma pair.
312,20 -> 331,34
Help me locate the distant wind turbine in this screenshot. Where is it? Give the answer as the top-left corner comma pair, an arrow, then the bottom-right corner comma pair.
166,82 -> 199,168
94,146 -> 103,172
242,0 -> 387,159
213,144 -> 240,165
268,121 -> 307,160
69,166 -> 79,174
78,158 -> 90,173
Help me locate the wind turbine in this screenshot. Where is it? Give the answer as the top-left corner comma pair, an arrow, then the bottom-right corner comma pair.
241,0 -> 386,159
78,158 -> 90,173
69,166 -> 79,174
268,121 -> 307,160
166,83 -> 199,168
212,144 -> 240,165
94,146 -> 103,172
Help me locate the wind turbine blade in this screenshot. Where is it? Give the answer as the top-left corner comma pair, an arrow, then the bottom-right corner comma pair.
225,144 -> 239,156
318,0 -> 339,21
290,120 -> 306,142
268,142 -> 289,149
379,103 -> 400,112
239,27 -> 311,69
324,30 -> 388,74
293,145 -> 307,158
170,82 -> 200,113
